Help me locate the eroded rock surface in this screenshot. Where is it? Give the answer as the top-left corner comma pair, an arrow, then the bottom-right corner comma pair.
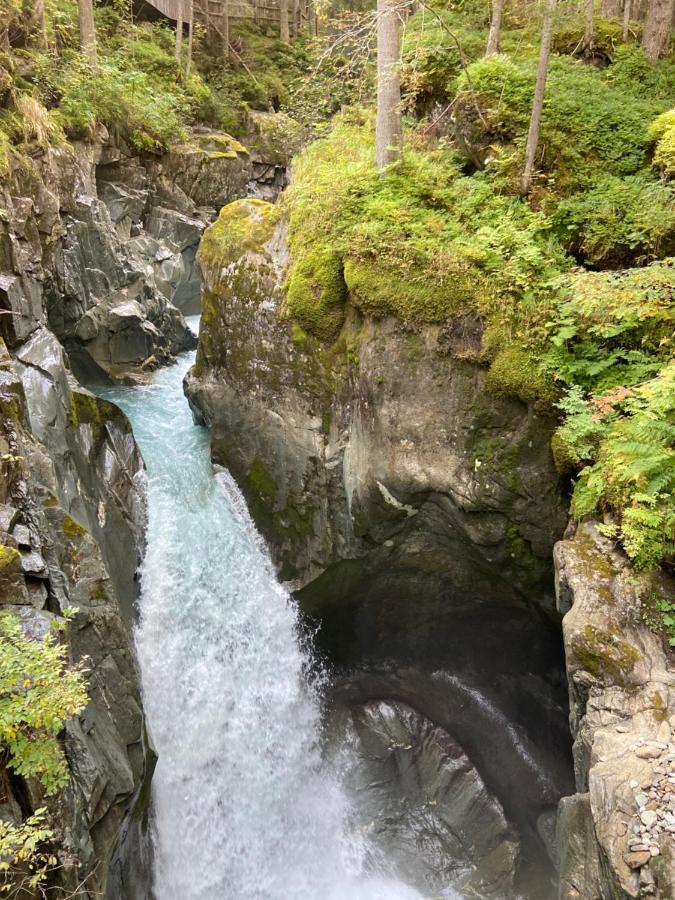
0,340 -> 150,898
185,200 -> 568,618
555,522 -> 675,899
329,699 -> 519,898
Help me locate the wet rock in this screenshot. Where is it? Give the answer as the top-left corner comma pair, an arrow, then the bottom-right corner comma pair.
331,699 -> 519,898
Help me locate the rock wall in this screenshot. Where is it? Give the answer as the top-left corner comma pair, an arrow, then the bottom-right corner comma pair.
185,199 -> 576,895
0,339 -> 148,898
185,199 -> 568,613
555,522 -> 675,899
0,128 -> 279,896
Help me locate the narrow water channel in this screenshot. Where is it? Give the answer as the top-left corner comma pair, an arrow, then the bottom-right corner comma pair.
101,324 -> 437,900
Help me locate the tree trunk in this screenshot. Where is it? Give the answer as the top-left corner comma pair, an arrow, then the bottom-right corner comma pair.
623,0 -> 631,38
601,0 -> 622,14
641,0 -> 674,57
375,0 -> 403,170
584,0 -> 594,46
77,0 -> 97,64
186,0 -> 194,79
486,0 -> 505,55
280,0 -> 290,43
29,0 -> 48,49
222,0 -> 230,60
520,0 -> 557,195
292,0 -> 300,36
175,0 -> 184,65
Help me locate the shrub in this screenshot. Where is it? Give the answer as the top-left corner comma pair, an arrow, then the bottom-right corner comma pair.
544,261 -> 674,394
553,174 -> 675,267
570,364 -> 675,570
453,52 -> 668,194
649,108 -> 675,178
0,610 -> 88,794
546,263 -> 674,568
54,58 -> 187,152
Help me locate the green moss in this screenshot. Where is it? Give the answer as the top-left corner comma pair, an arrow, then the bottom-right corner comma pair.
198,198 -> 278,273
344,257 -> 483,326
287,248 -> 347,341
67,390 -> 131,448
0,544 -> 21,570
245,458 -> 277,501
195,131 -> 250,156
573,623 -> 640,683
63,515 -> 86,540
485,347 -> 556,405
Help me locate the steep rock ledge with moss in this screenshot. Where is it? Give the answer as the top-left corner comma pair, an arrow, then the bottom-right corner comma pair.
186,198 -> 567,607
555,522 -> 675,900
0,338 -> 150,899
185,198 -> 577,893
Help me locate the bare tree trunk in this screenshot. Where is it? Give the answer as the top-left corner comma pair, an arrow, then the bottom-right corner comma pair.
292,0 -> 300,36
375,0 -> 402,170
601,0 -> 621,14
642,0 -> 674,57
520,0 -> 557,195
175,0 -> 184,65
584,0 -> 594,46
280,0 -> 290,42
186,0 -> 194,79
30,0 -> 48,48
77,0 -> 97,64
222,0 -> 230,59
486,0 -> 505,55
623,0 -> 631,37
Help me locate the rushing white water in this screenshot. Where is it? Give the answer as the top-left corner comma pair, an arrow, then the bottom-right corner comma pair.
101,328 -> 428,900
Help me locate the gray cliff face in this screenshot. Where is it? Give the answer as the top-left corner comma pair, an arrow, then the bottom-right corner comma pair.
0,129 -> 276,896
0,344 -> 147,899
555,523 -> 675,900
185,207 -> 568,615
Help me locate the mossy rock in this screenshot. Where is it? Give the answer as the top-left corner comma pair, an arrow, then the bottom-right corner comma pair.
344,256 -> 485,327
245,110 -> 306,166
0,543 -> 21,571
571,623 -> 640,684
286,247 -> 347,342
68,390 -> 132,447
485,347 -> 556,406
198,198 -> 279,278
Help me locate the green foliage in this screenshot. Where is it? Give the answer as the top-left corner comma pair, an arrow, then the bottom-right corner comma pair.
544,261 -> 674,393
454,52 -> 669,196
283,13 -> 375,126
649,108 -> 675,179
642,591 -> 675,647
285,115 -> 566,347
0,808 -> 57,895
546,264 -> 674,568
0,611 -> 88,795
400,10 -> 486,112
553,175 -> 675,267
569,364 -> 675,570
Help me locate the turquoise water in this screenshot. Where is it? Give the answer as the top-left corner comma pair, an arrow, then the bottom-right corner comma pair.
101,331 -> 428,900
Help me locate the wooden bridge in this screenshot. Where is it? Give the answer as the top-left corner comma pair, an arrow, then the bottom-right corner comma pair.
135,0 -> 288,32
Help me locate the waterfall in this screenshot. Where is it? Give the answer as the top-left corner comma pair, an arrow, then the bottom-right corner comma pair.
101,333 -> 430,900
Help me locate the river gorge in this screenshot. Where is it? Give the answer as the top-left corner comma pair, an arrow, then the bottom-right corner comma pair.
0,125 -> 672,900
